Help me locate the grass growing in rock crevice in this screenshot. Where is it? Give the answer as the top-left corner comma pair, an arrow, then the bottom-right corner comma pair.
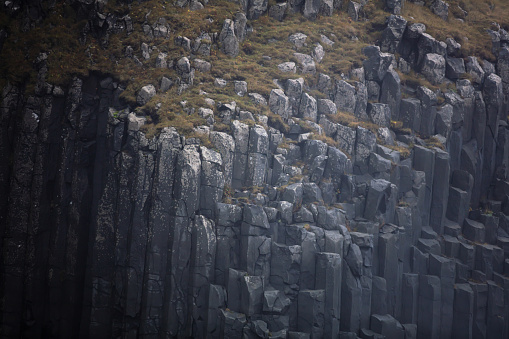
1,0 -> 507,139
403,0 -> 509,62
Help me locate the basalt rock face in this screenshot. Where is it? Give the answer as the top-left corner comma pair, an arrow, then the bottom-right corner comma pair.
2,1 -> 509,339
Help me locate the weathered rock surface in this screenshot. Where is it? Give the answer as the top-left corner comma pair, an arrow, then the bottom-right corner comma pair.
2,4 -> 509,339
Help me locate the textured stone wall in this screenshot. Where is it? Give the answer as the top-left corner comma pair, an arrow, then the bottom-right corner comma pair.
1,0 -> 509,338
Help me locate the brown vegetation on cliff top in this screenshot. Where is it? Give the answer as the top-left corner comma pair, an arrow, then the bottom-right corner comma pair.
0,0 -> 507,136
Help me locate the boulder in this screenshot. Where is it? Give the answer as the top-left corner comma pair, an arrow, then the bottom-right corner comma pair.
317,99 -> 337,117
234,12 -> 248,42
431,0 -> 449,21
421,53 -> 446,84
312,43 -> 325,63
289,33 -> 308,49
269,3 -> 287,21
348,1 -> 362,22
466,56 -> 485,86
368,103 -> 391,127
137,84 -> 156,105
247,0 -> 268,19
155,52 -> 167,68
445,57 -> 465,80
380,69 -> 401,120
303,0 -> 320,20
380,15 -> 407,53
160,77 -> 173,93
249,93 -> 268,106
234,81 -> 247,96
219,19 -> 239,57
446,37 -> 461,56
386,0 -> 403,14
194,59 -> 211,72
334,80 -> 356,113
299,92 -> 318,122
269,89 -> 292,119
363,45 -> 394,82
294,53 -> 316,74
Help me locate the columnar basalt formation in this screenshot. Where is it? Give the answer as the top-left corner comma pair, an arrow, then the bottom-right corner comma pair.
1,0 -> 509,338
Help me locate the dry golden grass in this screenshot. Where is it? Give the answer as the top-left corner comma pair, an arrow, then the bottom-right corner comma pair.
327,111 -> 359,125
0,3 -> 88,89
310,133 -> 339,147
403,0 -> 509,62
424,136 -> 446,150
1,0 -> 508,138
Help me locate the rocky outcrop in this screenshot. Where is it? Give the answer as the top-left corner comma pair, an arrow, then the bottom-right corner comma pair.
2,1 -> 509,339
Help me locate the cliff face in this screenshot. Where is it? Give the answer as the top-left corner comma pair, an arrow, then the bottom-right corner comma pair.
2,0 -> 509,338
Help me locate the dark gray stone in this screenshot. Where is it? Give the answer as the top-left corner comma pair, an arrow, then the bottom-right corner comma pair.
401,273 -> 419,324
380,15 -> 407,53
208,285 -> 227,338
371,276 -> 388,315
263,290 -> 291,314
466,56 -> 485,86
240,235 -> 271,279
475,243 -> 496,279
417,238 -> 441,255
429,254 -> 455,338
379,229 -> 401,316
247,0 -> 268,19
368,103 -> 391,127
364,179 -> 391,221
341,260 -> 363,333
220,309 -> 246,338
288,332 -> 311,339
486,281 -> 506,338
363,45 -> 394,82
269,2 -> 287,21
402,324 -> 417,339
446,187 -> 469,225
336,124 -> 356,156
347,1 -> 362,21
421,53 -> 446,84
469,282 -> 488,338
459,241 -> 475,269
355,81 -> 369,120
463,218 -> 485,243
299,92 -> 318,122
413,145 -> 435,226
452,284 -> 474,339
334,80 -> 356,114
418,275 -> 441,339
285,226 -> 318,289
412,246 -> 429,276
355,127 -> 377,174
400,98 -> 421,132
240,275 -> 264,316
370,314 -> 404,339
137,84 -> 156,106
446,37 -> 461,56
443,234 -> 460,258
435,104 -> 453,138
315,252 -> 342,338
380,69 -> 401,120
429,149 -> 450,234
269,89 -> 292,120
317,99 -> 337,117
227,268 -> 248,313
446,57 -> 466,80
297,289 -> 325,338
270,242 -> 301,290
281,183 -> 303,206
